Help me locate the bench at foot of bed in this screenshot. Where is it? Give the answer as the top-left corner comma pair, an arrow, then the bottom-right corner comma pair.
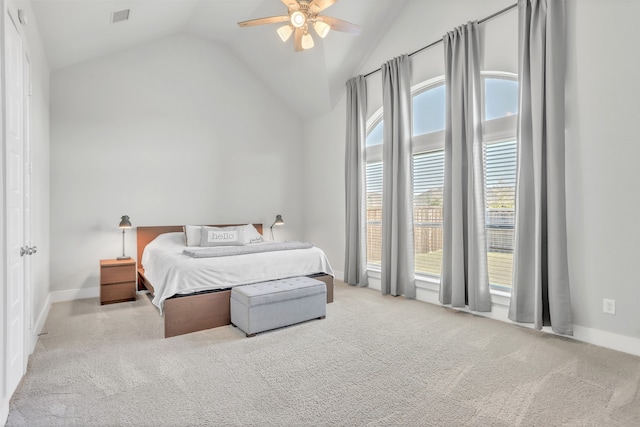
230,277 -> 327,337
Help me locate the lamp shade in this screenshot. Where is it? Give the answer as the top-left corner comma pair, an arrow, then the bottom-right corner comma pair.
314,21 -> 330,38
119,215 -> 132,228
277,25 -> 293,42
301,32 -> 314,49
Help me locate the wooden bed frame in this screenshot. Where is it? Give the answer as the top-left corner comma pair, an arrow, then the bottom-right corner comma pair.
136,224 -> 334,338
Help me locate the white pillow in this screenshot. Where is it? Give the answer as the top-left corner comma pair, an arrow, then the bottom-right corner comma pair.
200,226 -> 246,247
242,224 -> 263,244
184,225 -> 202,247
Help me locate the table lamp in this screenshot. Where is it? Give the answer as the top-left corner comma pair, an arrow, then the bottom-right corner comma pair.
117,215 -> 132,260
270,214 -> 284,240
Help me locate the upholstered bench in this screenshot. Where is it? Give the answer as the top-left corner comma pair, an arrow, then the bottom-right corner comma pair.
230,277 -> 326,337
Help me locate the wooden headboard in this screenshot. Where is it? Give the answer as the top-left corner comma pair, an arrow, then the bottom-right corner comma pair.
136,224 -> 264,265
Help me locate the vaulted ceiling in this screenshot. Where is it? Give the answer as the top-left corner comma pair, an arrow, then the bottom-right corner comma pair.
30,0 -> 406,120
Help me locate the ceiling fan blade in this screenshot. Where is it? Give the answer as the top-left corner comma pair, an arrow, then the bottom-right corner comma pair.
309,0 -> 337,14
319,16 -> 362,35
281,0 -> 300,10
294,28 -> 304,52
238,16 -> 290,28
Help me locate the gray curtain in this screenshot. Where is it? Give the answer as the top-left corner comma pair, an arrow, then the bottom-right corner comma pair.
440,21 -> 491,312
344,75 -> 369,287
380,55 -> 415,298
509,0 -> 572,335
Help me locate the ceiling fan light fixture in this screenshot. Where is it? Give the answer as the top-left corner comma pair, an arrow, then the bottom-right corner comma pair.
313,21 -> 330,38
290,11 -> 306,28
301,32 -> 314,50
237,0 -> 362,53
277,25 -> 293,42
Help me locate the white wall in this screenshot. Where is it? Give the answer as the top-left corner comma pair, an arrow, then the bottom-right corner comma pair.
303,0 -> 640,353
50,33 -> 304,294
303,96 -> 346,277
564,0 -> 640,340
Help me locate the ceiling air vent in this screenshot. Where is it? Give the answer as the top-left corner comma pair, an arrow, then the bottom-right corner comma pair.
111,9 -> 130,24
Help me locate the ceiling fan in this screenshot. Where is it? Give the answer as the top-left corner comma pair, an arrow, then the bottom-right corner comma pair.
238,0 -> 362,52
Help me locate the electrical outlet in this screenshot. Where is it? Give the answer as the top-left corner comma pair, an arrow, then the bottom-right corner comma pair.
603,299 -> 616,315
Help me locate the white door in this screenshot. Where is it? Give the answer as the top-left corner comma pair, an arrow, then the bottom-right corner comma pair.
23,53 -> 33,347
5,10 -> 25,396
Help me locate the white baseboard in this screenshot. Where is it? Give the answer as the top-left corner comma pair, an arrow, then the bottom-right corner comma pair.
29,293 -> 51,354
572,325 -> 640,357
333,270 -> 344,282
49,286 -> 99,303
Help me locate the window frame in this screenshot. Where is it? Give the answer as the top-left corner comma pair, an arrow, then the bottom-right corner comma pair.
367,72 -> 517,156
364,72 -> 518,289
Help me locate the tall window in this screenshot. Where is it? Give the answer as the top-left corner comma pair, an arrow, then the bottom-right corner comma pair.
365,73 -> 518,292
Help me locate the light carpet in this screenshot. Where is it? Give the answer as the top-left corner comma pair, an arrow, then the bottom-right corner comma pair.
8,281 -> 640,426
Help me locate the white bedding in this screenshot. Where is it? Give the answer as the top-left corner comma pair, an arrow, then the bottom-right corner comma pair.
141,232 -> 334,313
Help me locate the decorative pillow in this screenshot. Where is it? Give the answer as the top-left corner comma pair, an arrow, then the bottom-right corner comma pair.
184,225 -> 202,247
242,224 -> 263,244
200,226 -> 246,247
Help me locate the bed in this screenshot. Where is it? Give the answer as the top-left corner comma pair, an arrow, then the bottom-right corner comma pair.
136,224 -> 335,338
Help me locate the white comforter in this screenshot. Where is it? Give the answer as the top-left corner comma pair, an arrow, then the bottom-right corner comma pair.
141,232 -> 334,313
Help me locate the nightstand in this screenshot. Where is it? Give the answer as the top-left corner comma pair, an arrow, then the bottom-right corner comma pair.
100,258 -> 136,305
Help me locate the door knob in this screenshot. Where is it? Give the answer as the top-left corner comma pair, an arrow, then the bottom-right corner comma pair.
19,246 -> 37,256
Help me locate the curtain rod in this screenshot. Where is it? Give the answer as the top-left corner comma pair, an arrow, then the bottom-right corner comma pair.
362,2 -> 518,79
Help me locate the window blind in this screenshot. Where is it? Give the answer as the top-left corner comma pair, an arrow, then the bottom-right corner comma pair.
366,161 -> 383,265
484,139 -> 517,289
413,150 -> 445,276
